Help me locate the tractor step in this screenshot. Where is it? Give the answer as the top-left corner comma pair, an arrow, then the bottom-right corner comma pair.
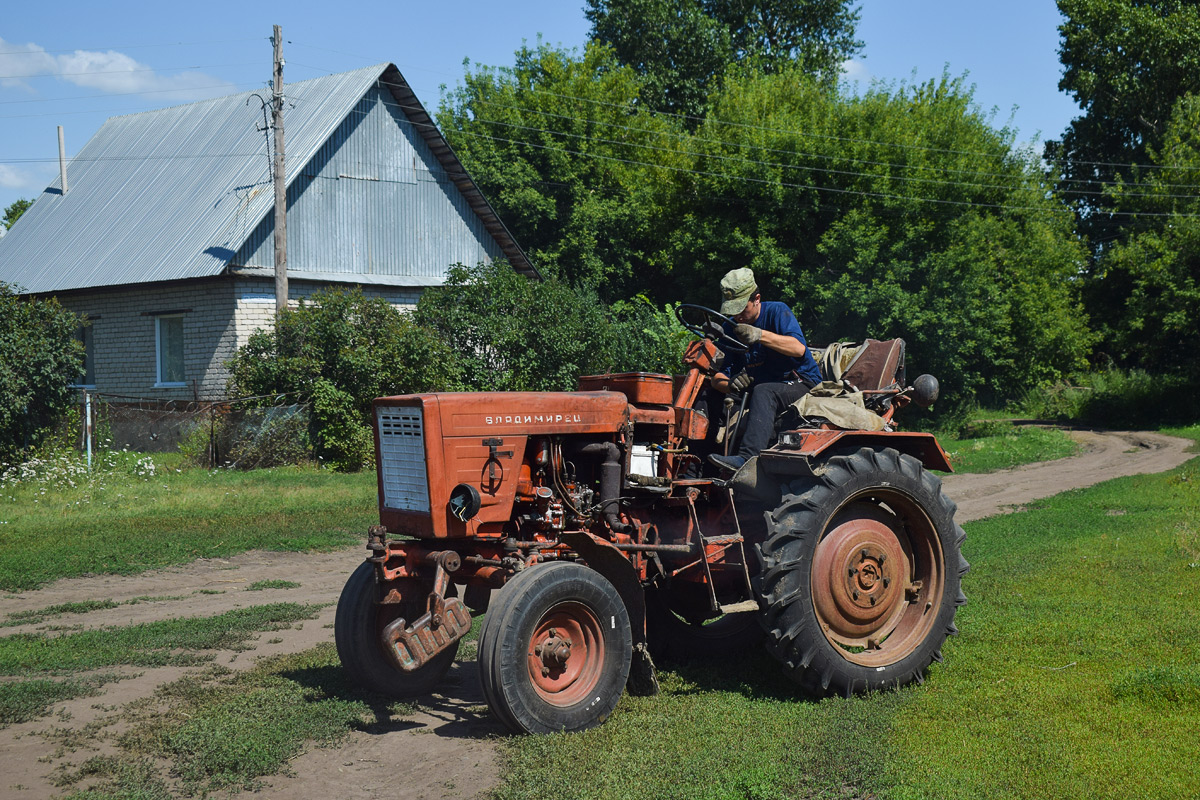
702,533 -> 744,545
718,600 -> 760,614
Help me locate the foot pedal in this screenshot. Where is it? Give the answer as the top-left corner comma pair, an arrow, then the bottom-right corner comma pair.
381,598 -> 472,672
718,600 -> 759,614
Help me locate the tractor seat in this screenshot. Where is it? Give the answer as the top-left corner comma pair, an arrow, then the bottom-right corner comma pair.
813,338 -> 906,391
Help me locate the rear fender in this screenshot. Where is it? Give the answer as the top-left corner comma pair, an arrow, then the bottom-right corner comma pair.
758,429 -> 953,475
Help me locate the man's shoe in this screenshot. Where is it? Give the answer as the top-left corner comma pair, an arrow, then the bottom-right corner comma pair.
708,454 -> 747,472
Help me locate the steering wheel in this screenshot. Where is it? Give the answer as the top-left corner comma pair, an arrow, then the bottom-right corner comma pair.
675,304 -> 749,353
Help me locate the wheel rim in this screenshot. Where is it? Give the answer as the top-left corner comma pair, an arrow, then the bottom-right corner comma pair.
811,494 -> 945,667
526,601 -> 606,707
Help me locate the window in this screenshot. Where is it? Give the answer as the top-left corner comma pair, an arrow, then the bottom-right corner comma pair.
71,323 -> 95,388
155,314 -> 185,386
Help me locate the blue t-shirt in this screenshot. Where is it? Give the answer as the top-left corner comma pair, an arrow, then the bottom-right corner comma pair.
722,301 -> 822,386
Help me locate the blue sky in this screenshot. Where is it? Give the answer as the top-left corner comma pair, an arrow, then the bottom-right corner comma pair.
0,1 -> 1079,220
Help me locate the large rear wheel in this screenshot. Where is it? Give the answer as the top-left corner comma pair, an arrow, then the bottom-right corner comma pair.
757,447 -> 967,696
478,562 -> 632,734
334,562 -> 459,698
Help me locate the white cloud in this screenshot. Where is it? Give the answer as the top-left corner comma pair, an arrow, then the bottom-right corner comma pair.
0,164 -> 35,190
0,37 -> 235,102
840,59 -> 873,86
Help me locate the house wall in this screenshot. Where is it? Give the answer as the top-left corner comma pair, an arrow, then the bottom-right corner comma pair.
56,276 -> 428,406
56,277 -> 238,403
232,278 -> 423,349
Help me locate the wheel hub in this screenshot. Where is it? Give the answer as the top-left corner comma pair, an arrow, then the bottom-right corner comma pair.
534,628 -> 573,673
813,514 -> 910,644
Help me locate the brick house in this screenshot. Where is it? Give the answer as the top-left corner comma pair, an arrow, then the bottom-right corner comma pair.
0,64 -> 535,404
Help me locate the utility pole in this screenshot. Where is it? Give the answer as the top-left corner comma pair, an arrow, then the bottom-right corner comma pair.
272,24 -> 288,316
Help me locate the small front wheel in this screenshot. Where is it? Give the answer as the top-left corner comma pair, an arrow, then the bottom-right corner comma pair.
334,562 -> 459,697
478,562 -> 632,734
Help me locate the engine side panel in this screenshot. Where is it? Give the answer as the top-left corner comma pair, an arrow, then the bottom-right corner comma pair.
374,392 -> 629,538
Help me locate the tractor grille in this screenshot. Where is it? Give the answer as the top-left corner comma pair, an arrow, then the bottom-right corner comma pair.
376,407 -> 430,512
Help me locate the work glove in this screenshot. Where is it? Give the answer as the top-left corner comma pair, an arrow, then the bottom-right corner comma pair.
730,372 -> 754,392
733,323 -> 762,345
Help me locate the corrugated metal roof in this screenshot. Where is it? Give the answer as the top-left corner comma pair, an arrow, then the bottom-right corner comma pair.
0,64 -> 535,295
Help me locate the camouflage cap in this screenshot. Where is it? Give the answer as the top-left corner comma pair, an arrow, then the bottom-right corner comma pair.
719,267 -> 758,316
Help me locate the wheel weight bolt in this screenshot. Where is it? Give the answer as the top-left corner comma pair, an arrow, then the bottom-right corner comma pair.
883,577 -> 891,588
848,567 -> 858,577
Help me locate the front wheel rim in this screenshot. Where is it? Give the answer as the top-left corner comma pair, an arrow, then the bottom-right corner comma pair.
811,493 -> 945,667
526,601 -> 606,706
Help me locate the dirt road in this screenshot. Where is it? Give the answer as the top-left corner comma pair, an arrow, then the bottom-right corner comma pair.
0,428 -> 1193,800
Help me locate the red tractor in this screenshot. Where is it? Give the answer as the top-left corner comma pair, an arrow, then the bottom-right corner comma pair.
334,305 -> 967,734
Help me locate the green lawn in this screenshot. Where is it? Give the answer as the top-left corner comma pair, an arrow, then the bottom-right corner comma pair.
0,454 -> 376,592
0,423 -> 1067,594
1,425 -> 1185,798
494,424 -> 1200,800
937,421 -> 1080,474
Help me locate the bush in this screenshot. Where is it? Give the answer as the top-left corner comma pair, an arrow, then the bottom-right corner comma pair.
0,283 -> 84,461
1016,369 -> 1200,428
226,287 -> 458,471
416,263 -> 689,391
179,405 -> 311,469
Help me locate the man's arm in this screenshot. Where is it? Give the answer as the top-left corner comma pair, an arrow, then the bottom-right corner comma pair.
759,329 -> 807,358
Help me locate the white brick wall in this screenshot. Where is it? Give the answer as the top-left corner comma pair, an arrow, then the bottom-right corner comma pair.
56,277 -> 426,402
57,278 -> 238,402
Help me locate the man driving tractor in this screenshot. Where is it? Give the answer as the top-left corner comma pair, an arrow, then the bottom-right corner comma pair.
708,267 -> 823,472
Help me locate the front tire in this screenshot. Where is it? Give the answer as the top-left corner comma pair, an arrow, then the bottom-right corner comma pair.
757,447 -> 967,696
334,561 -> 459,698
478,562 -> 632,734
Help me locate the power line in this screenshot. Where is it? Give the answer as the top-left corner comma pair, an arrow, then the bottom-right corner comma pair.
0,38 -> 261,57
422,70 -> 1197,175
377,92 -> 1200,202
385,78 -> 1200,194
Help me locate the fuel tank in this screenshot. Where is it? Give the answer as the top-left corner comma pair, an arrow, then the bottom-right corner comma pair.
373,391 -> 630,538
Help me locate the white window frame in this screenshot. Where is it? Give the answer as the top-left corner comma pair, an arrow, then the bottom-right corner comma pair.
154,314 -> 186,387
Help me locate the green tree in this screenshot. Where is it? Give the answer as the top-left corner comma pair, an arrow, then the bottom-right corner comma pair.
585,0 -> 862,117
666,67 -> 1094,413
438,43 -> 686,297
1090,94 -> 1200,376
443,46 -> 1092,415
2,199 -> 31,232
226,288 -> 459,470
1048,0 -> 1200,228
0,283 -> 84,461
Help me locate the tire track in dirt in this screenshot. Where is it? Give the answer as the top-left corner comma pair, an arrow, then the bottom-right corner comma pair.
942,429 -> 1194,523
0,429 -> 1193,800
